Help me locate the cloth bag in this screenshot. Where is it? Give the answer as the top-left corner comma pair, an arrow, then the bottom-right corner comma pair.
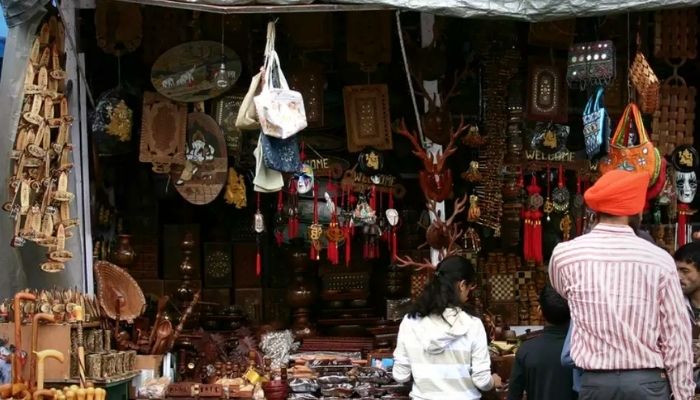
260,133 -> 302,173
582,86 -> 610,160
235,71 -> 262,130
254,21 -> 307,139
253,134 -> 284,193
599,103 -> 662,186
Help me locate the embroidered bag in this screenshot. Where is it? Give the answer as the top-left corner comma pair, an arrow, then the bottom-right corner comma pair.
260,133 -> 302,173
567,40 -> 616,89
599,103 -> 662,186
582,86 -> 610,160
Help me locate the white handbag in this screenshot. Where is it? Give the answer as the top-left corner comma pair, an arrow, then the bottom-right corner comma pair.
254,22 -> 307,139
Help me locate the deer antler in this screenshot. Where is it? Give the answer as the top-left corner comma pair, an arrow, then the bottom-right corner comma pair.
443,225 -> 464,258
395,254 -> 435,271
435,116 -> 468,172
441,66 -> 471,106
446,194 -> 468,227
395,119 -> 433,171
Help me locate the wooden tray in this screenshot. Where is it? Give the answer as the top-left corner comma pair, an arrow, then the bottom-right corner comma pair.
151,41 -> 242,103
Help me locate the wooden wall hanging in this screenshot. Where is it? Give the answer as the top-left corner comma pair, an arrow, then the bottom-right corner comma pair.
526,58 -> 568,123
289,61 -> 326,128
150,41 -> 242,103
281,13 -> 334,51
213,94 -> 244,154
203,243 -> 233,289
95,0 -> 142,56
172,111 -> 228,205
651,75 -> 696,156
343,84 -> 393,153
346,11 -> 392,72
655,9 -> 698,60
139,92 -> 188,170
528,20 -> 575,49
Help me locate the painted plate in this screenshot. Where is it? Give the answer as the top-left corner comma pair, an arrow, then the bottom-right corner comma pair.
151,41 -> 242,103
172,112 -> 228,205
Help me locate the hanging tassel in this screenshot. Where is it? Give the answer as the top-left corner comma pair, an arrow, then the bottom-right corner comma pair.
274,191 -> 284,246
256,192 -> 262,276
310,184 -> 319,261
532,209 -> 544,263
256,251 -> 262,277
288,182 -> 298,239
369,185 -> 377,211
522,209 -> 532,261
678,203 -> 691,246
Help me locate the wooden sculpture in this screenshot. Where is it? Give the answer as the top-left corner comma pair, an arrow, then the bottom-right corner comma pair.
395,195 -> 467,270
395,118 -> 466,202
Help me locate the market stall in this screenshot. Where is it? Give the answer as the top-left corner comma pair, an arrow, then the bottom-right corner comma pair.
2,0 -> 700,399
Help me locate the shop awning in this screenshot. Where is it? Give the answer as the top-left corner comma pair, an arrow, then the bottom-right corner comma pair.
114,0 -> 700,21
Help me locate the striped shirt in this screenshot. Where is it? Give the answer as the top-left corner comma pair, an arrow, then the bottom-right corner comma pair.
393,307 -> 494,399
550,223 -> 694,399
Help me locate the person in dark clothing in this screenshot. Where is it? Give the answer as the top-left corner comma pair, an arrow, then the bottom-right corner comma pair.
507,284 -> 577,400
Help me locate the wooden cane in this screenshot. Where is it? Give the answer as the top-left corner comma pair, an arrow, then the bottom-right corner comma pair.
73,306 -> 85,388
30,313 -> 55,391
13,292 -> 37,385
34,350 -> 64,391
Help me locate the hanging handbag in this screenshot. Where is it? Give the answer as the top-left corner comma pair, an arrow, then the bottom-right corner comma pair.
582,86 -> 611,160
567,40 -> 616,89
253,133 -> 284,193
254,22 -> 307,139
629,51 -> 660,114
235,71 -> 262,130
260,133 -> 302,173
599,103 -> 662,186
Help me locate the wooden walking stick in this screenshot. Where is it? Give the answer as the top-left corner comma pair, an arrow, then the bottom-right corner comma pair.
73,306 -> 86,388
29,313 -> 55,391
34,350 -> 64,391
13,292 -> 36,387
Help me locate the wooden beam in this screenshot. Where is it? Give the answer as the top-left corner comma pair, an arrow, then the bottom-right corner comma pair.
115,0 -> 394,14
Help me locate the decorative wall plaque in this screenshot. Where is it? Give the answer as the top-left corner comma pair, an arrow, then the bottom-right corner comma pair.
526,58 -> 568,123
213,94 -> 244,154
204,243 -> 232,288
172,112 -> 228,205
343,84 -> 393,152
151,41 -> 242,103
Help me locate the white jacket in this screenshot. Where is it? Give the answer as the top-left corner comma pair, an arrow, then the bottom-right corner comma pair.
392,307 -> 494,400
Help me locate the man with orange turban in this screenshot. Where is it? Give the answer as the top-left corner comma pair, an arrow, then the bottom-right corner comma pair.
550,169 -> 694,400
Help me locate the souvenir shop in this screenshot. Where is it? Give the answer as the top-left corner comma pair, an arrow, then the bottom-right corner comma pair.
1,0 -> 700,399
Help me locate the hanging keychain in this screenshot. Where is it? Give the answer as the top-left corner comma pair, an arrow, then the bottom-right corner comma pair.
552,164 -> 570,214
572,175 -> 584,237
386,191 -> 399,261
308,183 -> 322,260
254,193 -> 265,277
543,164 -> 553,222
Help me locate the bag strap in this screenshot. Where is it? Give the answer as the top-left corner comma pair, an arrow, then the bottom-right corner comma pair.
594,86 -> 605,109
612,103 -> 649,147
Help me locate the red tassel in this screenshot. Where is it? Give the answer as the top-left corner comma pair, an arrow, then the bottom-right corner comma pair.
391,229 -> 398,261
256,251 -> 261,277
532,210 -> 544,263
370,185 -> 377,210
679,203 -> 690,246
522,209 -> 531,261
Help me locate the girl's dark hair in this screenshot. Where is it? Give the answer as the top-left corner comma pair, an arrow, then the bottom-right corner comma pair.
407,255 -> 477,319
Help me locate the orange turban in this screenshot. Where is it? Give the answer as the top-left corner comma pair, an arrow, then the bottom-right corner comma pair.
584,170 -> 650,216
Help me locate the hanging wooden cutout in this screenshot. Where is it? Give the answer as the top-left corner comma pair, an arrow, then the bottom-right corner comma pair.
343,84 -> 393,152
139,91 -> 187,167
346,11 -> 392,72
95,0 -> 143,56
172,111 -> 228,205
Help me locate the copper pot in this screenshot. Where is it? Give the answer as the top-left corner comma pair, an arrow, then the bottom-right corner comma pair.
111,234 -> 136,268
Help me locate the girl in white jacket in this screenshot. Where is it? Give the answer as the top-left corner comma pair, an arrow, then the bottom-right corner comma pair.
393,256 -> 502,399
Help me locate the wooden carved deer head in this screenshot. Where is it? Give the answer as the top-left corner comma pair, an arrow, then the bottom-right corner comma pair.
395,195 -> 467,271
396,117 -> 467,202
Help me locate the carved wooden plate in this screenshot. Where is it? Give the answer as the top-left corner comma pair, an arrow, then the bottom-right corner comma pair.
343,84 -> 393,153
171,112 -> 227,205
151,41 -> 242,103
139,91 -> 187,165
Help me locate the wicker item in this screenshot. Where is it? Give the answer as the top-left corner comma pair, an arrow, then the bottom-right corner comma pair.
651,75 -> 697,156
629,51 -> 660,114
94,260 -> 146,323
654,9 -> 698,60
